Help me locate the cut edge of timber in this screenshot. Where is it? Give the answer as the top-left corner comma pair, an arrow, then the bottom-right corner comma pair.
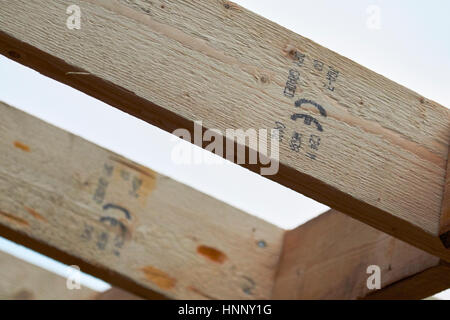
271,209 -> 444,300
1,28 -> 450,263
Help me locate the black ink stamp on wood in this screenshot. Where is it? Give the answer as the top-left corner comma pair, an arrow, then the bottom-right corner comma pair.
291,114 -> 324,132
273,121 -> 286,142
313,60 -> 324,72
93,177 -> 109,204
294,98 -> 327,117
289,99 -> 328,160
309,134 -> 321,150
325,66 -> 339,91
293,51 -> 306,67
284,69 -> 300,98
103,203 -> 131,220
96,232 -> 108,250
289,132 -> 302,152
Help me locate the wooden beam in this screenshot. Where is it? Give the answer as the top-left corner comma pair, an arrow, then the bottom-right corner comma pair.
0,101 -> 447,299
0,0 -> 449,260
0,249 -> 97,300
0,248 -> 142,300
439,146 -> 450,248
6,231 -> 442,301
273,209 -> 449,300
0,101 -> 284,300
364,261 -> 450,300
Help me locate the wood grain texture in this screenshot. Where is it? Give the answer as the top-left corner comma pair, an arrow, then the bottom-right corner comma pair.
364,262 -> 450,300
0,249 -> 142,300
0,0 -> 449,260
439,146 -> 450,248
0,250 -> 97,300
95,287 -> 142,300
273,209 -> 447,300
0,101 -> 284,300
0,101 -> 446,300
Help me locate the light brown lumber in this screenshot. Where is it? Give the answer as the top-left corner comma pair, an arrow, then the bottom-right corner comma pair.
439,146 -> 450,248
0,101 -> 284,300
364,261 -> 450,300
0,0 -> 449,260
95,287 -> 142,300
0,102 -> 444,300
273,209 -> 450,300
0,249 -> 141,300
0,250 -> 97,300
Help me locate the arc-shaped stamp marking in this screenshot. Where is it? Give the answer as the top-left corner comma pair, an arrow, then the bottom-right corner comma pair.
290,114 -> 324,132
102,203 -> 131,220
294,98 -> 327,117
291,98 -> 327,132
100,203 -> 132,254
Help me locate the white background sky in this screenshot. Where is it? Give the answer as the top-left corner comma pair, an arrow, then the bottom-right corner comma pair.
0,0 -> 449,299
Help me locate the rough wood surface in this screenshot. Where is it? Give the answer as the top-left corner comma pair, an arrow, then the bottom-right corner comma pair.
0,101 -> 446,299
273,209 -> 447,300
364,261 -> 450,300
95,287 -> 142,300
0,250 -> 97,300
439,147 -> 450,248
0,101 -> 284,300
0,249 -> 142,300
0,0 -> 449,260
